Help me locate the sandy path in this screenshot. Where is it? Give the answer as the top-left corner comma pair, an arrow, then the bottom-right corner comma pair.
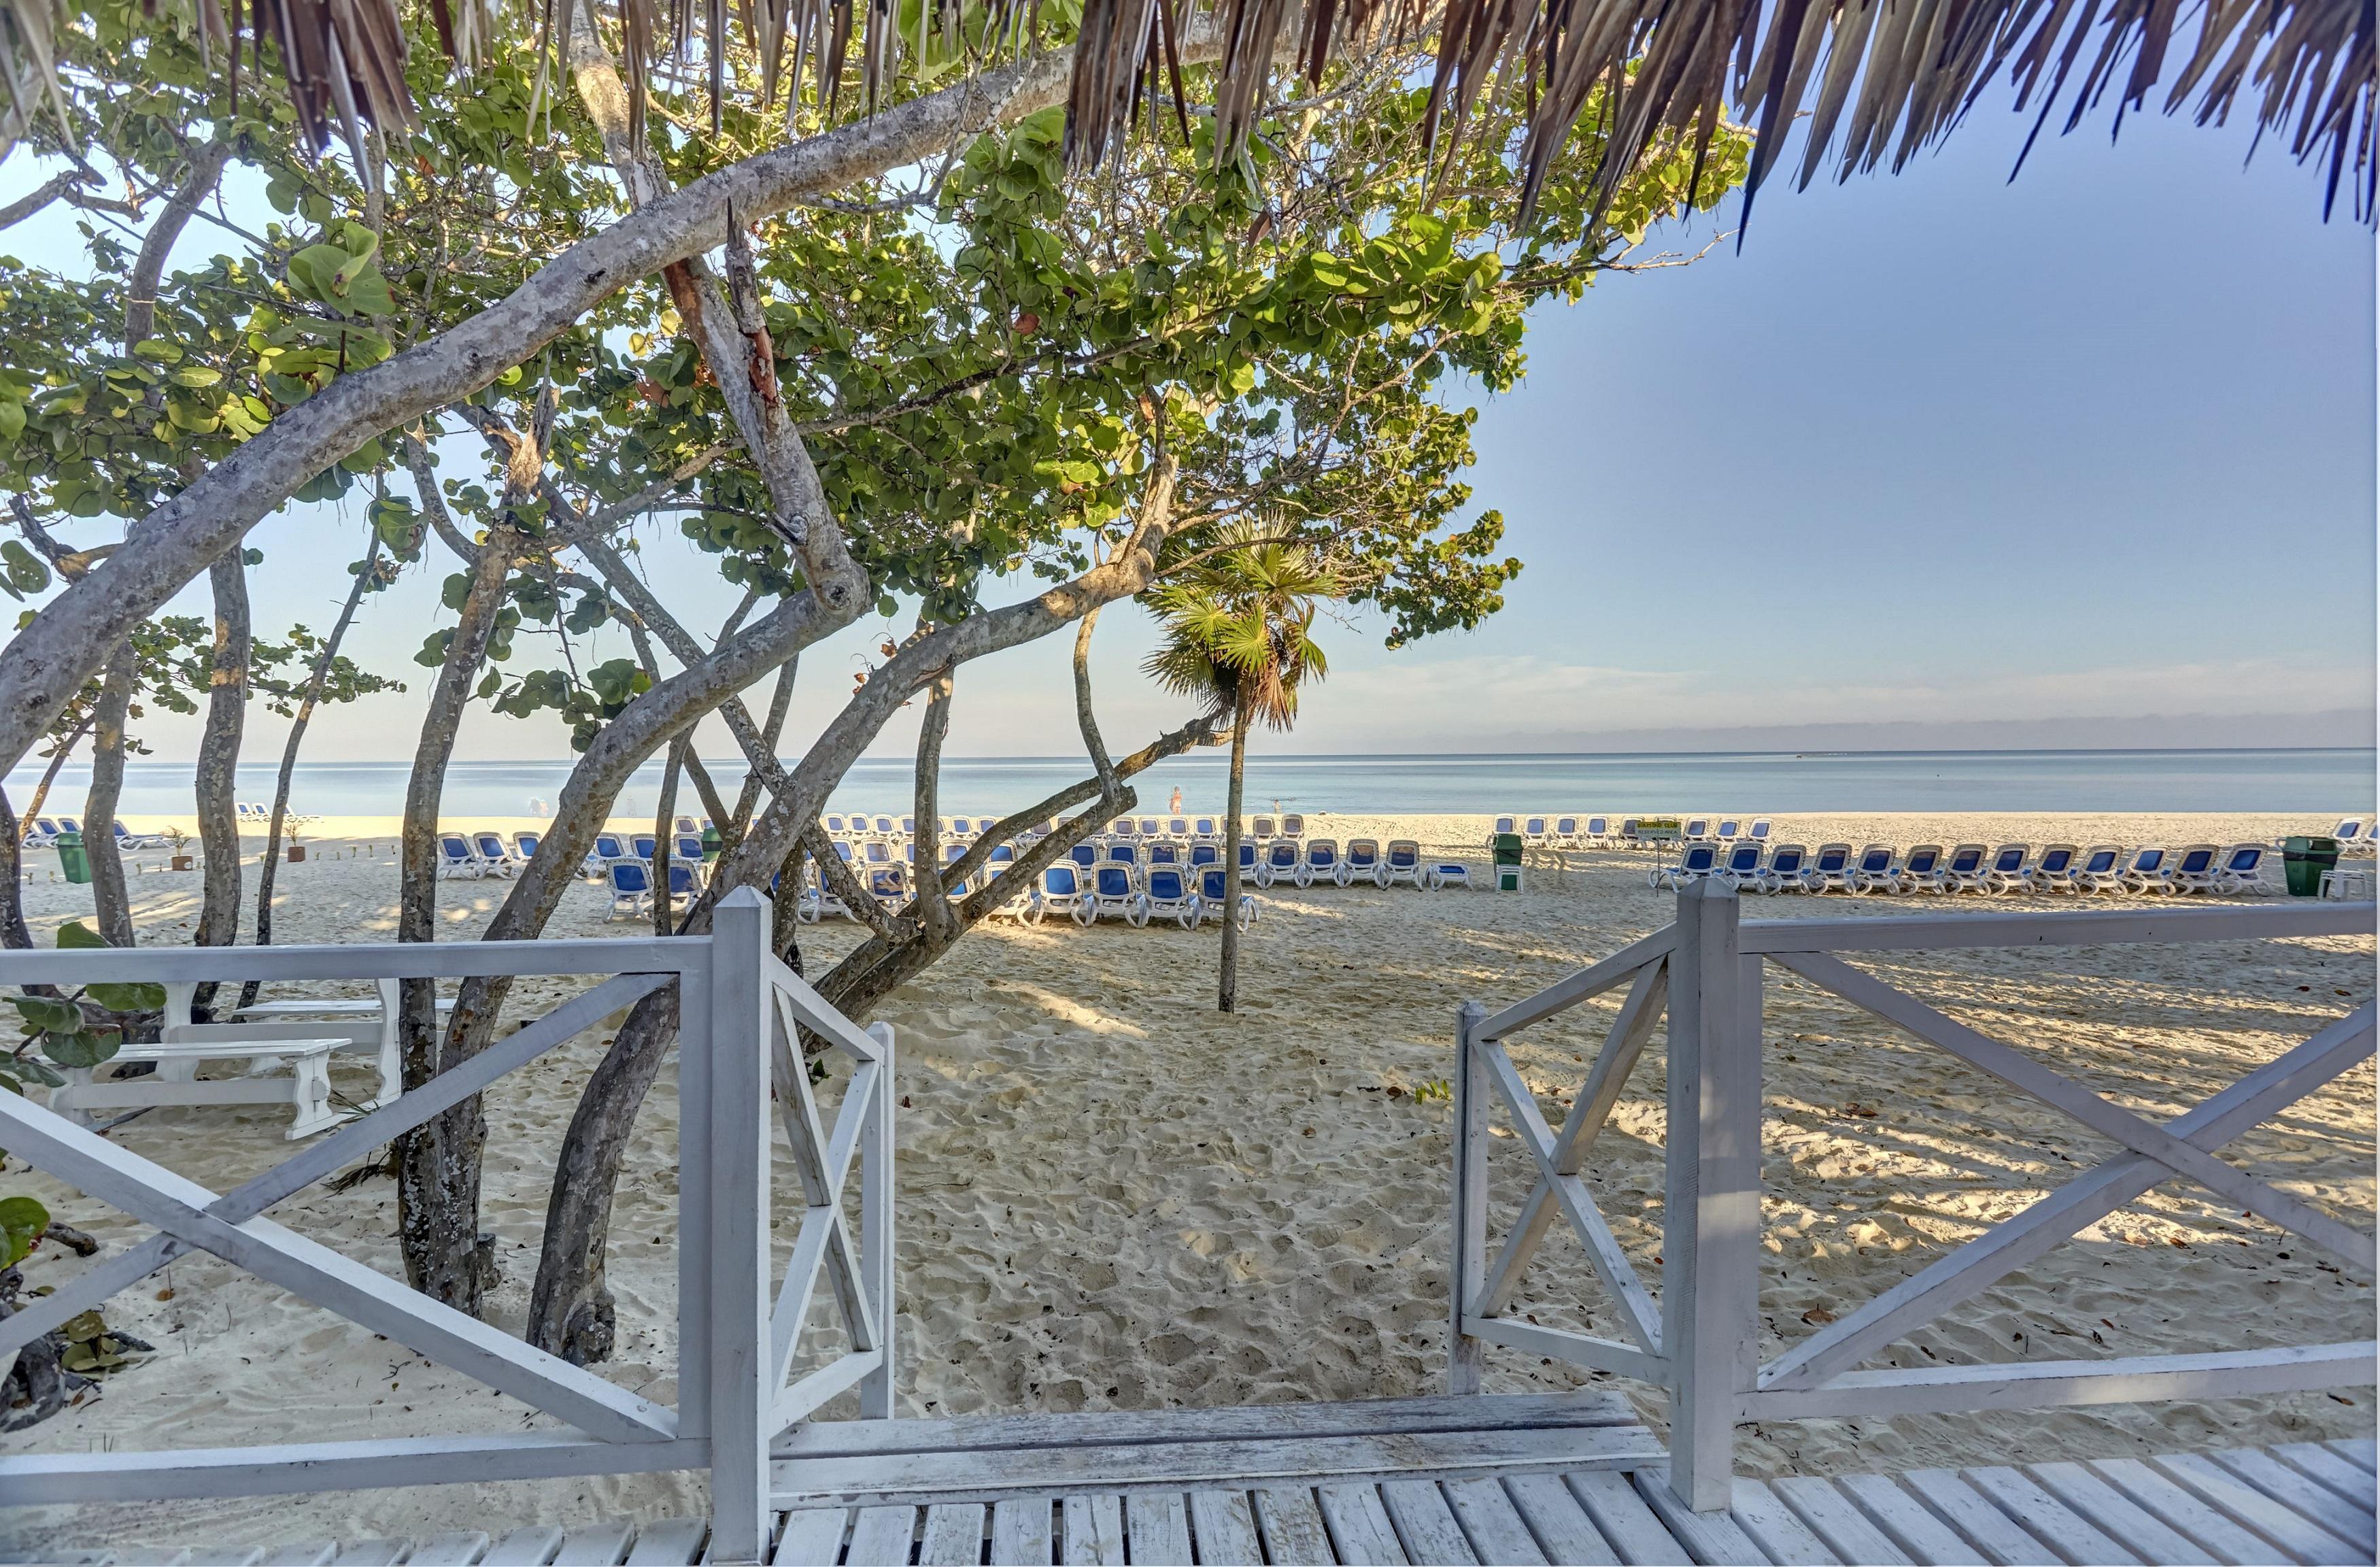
1,811 -> 2369,1551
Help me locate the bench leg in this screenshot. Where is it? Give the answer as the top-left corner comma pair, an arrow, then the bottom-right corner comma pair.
284,1055 -> 343,1140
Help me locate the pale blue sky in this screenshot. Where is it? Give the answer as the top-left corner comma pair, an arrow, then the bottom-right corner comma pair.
5,85 -> 2373,764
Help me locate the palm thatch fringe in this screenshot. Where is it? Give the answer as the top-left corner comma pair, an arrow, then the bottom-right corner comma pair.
0,0 -> 2366,221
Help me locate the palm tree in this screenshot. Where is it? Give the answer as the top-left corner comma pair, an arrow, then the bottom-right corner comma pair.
1145,530 -> 1336,1013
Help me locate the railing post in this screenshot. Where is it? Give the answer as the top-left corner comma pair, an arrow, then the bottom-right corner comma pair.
707,888 -> 773,1563
1664,879 -> 1761,1511
1449,999 -> 1489,1395
859,1020 -> 898,1420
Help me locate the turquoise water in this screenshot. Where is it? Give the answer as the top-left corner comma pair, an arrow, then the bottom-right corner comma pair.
11,749 -> 2371,818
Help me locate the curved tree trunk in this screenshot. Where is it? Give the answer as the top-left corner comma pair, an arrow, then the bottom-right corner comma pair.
1218,702 -> 1251,1012
0,788 -> 30,950
190,548 -> 252,1017
393,522 -> 517,1311
82,645 -> 139,948
239,533 -> 382,1012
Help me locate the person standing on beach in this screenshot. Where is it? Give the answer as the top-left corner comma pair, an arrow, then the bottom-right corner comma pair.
1169,786 -> 1184,814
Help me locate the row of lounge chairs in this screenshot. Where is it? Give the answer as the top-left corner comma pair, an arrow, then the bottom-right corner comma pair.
1653,841 -> 2273,896
821,812 -> 1316,844
1493,814 -> 1772,850
18,816 -> 169,850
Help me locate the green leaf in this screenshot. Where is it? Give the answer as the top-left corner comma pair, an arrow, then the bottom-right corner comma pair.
54,920 -> 105,949
86,980 -> 166,1013
0,399 -> 23,439
41,1028 -> 122,1069
10,994 -> 82,1032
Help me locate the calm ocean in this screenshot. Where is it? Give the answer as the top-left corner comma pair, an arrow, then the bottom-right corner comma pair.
10,749 -> 2372,818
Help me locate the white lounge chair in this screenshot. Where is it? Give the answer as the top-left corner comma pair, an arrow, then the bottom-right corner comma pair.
2164,843 -> 2222,894
2071,844 -> 2125,894
511,830 -> 543,864
606,860 -> 653,919
1258,839 -> 1300,888
1279,813 -> 1306,839
473,830 -> 519,877
1487,815 -> 1516,845
1026,864 -> 1085,924
1302,838 -> 1342,887
1714,819 -> 1741,845
109,822 -> 167,850
1940,843 -> 1991,894
1849,844 -> 1903,895
1521,815 -> 1551,845
1144,868 -> 1201,929
1746,818 -> 1772,845
1383,840 -> 1425,888
1192,817 -> 1220,841
1653,843 -> 1720,890
1805,842 -> 1855,894
437,834 -> 486,879
1713,843 -> 1767,892
1761,843 -> 1809,892
1981,843 -> 2035,895
1899,844 -> 1948,894
2212,842 -> 2270,895
1551,815 -> 1581,847
631,833 -> 660,864
2119,845 -> 2173,894
1197,867 -> 1257,928
1250,816 -> 1276,841
1582,815 -> 1611,847
1340,839 -> 1385,888
1166,818 -> 1191,841
1085,864 -> 1149,926
1681,817 -> 1712,843
2030,844 -> 2083,894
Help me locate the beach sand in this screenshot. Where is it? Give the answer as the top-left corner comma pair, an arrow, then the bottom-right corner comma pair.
3,811 -> 2371,1553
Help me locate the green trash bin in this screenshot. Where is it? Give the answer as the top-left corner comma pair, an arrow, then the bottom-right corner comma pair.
2283,835 -> 2339,897
1493,832 -> 1525,892
54,830 -> 89,884
700,824 -> 723,861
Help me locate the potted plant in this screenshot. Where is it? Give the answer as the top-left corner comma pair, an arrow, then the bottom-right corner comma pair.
163,824 -> 192,872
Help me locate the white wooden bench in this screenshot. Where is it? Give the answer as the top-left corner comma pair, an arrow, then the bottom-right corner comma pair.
48,1035 -> 353,1139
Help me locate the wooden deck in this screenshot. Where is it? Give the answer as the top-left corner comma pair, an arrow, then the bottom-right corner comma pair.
22,1402 -> 2373,1565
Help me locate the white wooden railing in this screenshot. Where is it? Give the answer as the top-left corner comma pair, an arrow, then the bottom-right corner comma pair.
1452,883 -> 2378,1511
0,888 -> 889,1564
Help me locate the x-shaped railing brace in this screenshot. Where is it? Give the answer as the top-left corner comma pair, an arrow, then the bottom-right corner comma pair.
1761,958 -> 2376,1392
0,971 -> 677,1444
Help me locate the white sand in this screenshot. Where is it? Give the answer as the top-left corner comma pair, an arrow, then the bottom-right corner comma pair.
2,811 -> 2371,1553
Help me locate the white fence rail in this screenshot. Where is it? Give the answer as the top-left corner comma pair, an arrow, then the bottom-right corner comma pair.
1454,886 -> 2379,1511
0,888 -> 889,1564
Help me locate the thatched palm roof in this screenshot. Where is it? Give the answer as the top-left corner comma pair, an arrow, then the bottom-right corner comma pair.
3,0 -> 2368,223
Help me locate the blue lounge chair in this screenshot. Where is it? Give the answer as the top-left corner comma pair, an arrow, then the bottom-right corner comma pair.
1028,864 -> 1085,925
1302,838 -> 1340,887
1384,840 -> 1424,888
1941,843 -> 1990,893
1653,843 -> 1719,890
2120,845 -> 2173,894
1197,867 -> 1257,928
1982,843 -> 2035,894
1761,843 -> 1810,892
2073,845 -> 2124,894
1146,868 -> 1200,928
438,834 -> 485,879
1085,864 -> 1147,926
2030,844 -> 2083,894
1850,844 -> 1902,894
1899,843 -> 1947,893
606,860 -> 652,918
1343,838 -> 1385,888
1714,842 -> 1767,892
473,830 -> 517,876
1259,839 -> 1300,889
2213,843 -> 2268,895
1805,843 -> 1856,894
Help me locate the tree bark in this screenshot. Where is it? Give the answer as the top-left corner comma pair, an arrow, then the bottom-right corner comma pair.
189,547 -> 252,1017
19,718 -> 90,827
393,521 -> 517,1311
82,645 -> 139,948
239,533 -> 383,1011
1219,700 -> 1251,1012
652,737 -> 683,937
0,788 -> 29,950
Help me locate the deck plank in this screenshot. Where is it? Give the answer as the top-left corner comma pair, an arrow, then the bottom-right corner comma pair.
1897,1471 -> 2054,1567
1379,1481 -> 1479,1565
1775,1476 -> 1912,1565
775,1423 -> 1661,1507
1125,1493 -> 1193,1565
1626,1472 -> 1765,1566
2322,1439 -> 2377,1473
328,1543 -> 409,1566
2209,1449 -> 2378,1548
1960,1466 -> 2137,1564
1188,1490 -> 1263,1564
556,1521 -> 635,1566
775,1394 -> 1639,1461
2268,1444 -> 2380,1513
989,1499 -> 1054,1566
112,1551 -> 196,1566
1059,1496 -> 1123,1566
772,1509 -> 851,1566
1562,1472 -> 1692,1566
625,1519 -> 710,1566
258,1547 -> 338,1567
1253,1487 -> 1338,1566
845,1506 -> 921,1567
1835,1473 -> 1986,1566
480,1527 -> 564,1567
2149,1451 -> 2364,1565
1501,1475 -> 1620,1566
1444,1477 -> 1548,1564
407,1532 -> 494,1566
2085,1459 -> 2288,1565
2024,1463 -> 2216,1566
919,1504 -> 987,1566
1727,1479 -> 1839,1565
1318,1485 -> 1411,1566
